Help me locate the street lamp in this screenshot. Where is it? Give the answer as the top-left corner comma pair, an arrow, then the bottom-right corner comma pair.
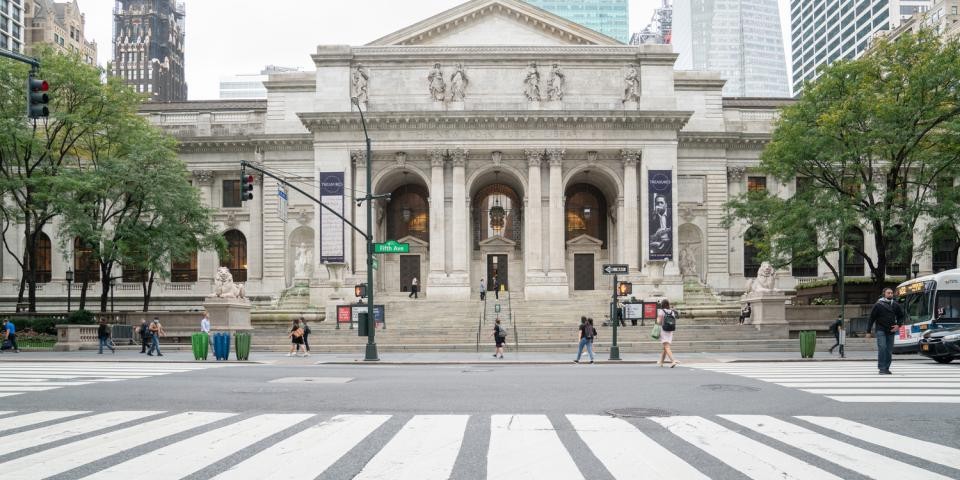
109,276 -> 116,313
65,269 -> 74,313
911,261 -> 920,279
352,96 -> 379,362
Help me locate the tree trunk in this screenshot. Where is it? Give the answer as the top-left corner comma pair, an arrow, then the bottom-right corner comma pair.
142,271 -> 155,312
79,280 -> 88,311
99,261 -> 112,312
17,275 -> 25,304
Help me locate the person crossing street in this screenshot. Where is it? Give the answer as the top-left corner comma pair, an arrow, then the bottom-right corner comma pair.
868,288 -> 905,375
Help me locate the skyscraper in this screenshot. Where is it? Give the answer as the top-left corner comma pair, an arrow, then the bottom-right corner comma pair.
790,0 -> 931,95
24,0 -> 97,65
673,0 -> 790,97
525,0 -> 629,42
112,0 -> 186,102
0,0 -> 25,54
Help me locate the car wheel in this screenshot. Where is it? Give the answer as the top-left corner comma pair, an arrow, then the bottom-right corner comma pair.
933,357 -> 954,364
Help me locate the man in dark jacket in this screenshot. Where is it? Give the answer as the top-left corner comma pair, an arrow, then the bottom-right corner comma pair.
138,319 -> 150,354
868,288 -> 906,374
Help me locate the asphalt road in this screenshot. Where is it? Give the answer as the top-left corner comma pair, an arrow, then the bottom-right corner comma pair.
1,359 -> 958,479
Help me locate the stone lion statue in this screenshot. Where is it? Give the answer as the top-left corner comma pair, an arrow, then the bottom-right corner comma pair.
209,267 -> 246,299
745,261 -> 778,294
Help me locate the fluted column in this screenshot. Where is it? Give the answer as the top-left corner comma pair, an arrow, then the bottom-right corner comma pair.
621,149 -> 640,271
351,150 -> 366,277
451,148 -> 468,275
428,149 -> 446,276
547,148 -> 566,274
524,149 -> 543,275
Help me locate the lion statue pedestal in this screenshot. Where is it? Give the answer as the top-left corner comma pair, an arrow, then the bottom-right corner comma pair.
203,267 -> 252,332
741,262 -> 787,326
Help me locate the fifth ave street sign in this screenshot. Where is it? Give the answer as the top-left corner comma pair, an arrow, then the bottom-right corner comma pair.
602,264 -> 628,275
373,240 -> 410,254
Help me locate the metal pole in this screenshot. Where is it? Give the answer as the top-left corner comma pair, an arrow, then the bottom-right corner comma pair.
66,280 -> 72,312
354,98 -> 379,362
609,274 -> 621,360
839,245 -> 846,323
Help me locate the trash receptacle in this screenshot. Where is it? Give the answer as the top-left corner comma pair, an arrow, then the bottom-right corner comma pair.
191,333 -> 209,360
235,332 -> 251,361
213,332 -> 231,361
800,330 -> 816,358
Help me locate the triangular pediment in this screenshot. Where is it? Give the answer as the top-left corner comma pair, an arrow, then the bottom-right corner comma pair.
478,235 -> 517,247
566,234 -> 604,248
397,235 -> 429,247
367,0 -> 621,46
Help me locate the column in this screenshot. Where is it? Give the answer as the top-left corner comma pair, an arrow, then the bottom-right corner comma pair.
192,170 -> 216,282
621,150 -> 640,272
547,148 -> 566,275
428,149 -> 446,276
351,150 -> 366,277
524,149 -> 543,275
451,148 -> 468,276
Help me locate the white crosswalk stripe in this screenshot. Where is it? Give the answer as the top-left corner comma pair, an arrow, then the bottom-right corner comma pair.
692,361 -> 960,403
0,362 -> 228,398
0,411 -> 957,479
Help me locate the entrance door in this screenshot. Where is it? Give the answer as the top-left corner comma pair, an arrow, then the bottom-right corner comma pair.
399,255 -> 420,293
487,254 -> 508,291
574,253 -> 595,290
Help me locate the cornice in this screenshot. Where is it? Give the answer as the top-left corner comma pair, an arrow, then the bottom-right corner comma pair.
722,97 -> 796,109
175,135 -> 312,153
299,110 -> 693,132
678,132 -> 771,149
351,45 -> 676,65
138,100 -> 266,113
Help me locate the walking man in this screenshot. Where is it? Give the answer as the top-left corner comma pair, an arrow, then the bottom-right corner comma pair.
147,317 -> 165,357
2,318 -> 20,353
97,319 -> 115,354
574,316 -> 597,364
868,288 -> 905,375
409,277 -> 419,299
828,316 -> 843,354
138,318 -> 150,353
479,279 -> 486,301
493,274 -> 500,300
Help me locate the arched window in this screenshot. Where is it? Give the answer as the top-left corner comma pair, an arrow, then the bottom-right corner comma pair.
171,250 -> 198,282
842,227 -> 865,276
933,226 -> 959,273
744,226 -> 764,278
387,184 -> 429,243
886,225 -> 909,276
220,230 -> 247,282
792,228 -> 819,277
565,183 -> 608,249
35,232 -> 51,283
74,237 -> 99,283
473,183 -> 521,250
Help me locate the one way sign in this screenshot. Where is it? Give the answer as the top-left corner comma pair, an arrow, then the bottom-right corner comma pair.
602,264 -> 628,275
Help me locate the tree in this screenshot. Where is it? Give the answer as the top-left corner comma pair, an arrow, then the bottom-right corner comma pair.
725,29 -> 960,287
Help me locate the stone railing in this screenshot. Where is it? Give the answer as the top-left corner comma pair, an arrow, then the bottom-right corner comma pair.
54,324 -> 100,351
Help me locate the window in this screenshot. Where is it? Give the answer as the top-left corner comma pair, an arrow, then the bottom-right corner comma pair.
122,265 -> 147,283
747,176 -> 767,193
792,228 -> 820,277
933,226 -> 959,273
171,250 -> 197,282
221,230 -> 247,282
35,232 -> 51,283
565,183 -> 608,249
744,226 -> 765,278
74,237 -> 100,283
841,227 -> 865,276
222,179 -> 241,208
885,226 -> 909,276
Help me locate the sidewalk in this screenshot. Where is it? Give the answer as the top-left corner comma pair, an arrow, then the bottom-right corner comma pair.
0,349 -> 929,365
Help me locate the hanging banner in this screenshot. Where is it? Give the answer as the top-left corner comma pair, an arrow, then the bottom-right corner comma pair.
277,185 -> 288,223
648,170 -> 673,261
319,172 -> 345,263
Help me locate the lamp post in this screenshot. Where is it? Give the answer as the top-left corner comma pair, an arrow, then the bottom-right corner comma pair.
65,269 -> 74,313
911,261 -> 920,279
352,96 -> 379,362
109,276 -> 116,313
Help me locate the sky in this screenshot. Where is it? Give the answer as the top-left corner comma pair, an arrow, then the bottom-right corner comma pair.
79,0 -> 794,100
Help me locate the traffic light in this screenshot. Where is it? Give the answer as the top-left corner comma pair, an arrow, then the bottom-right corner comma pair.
617,281 -> 633,296
354,283 -> 367,298
27,73 -> 50,119
240,173 -> 254,201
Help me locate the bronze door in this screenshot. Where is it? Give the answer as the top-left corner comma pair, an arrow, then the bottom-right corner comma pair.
574,253 -> 595,290
487,254 -> 508,291
399,255 -> 420,292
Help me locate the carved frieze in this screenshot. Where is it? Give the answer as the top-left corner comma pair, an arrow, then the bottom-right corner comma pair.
192,170 -> 214,185
523,62 -> 541,101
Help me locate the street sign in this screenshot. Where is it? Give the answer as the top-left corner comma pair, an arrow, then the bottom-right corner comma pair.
602,264 -> 628,275
373,240 -> 410,254
277,186 -> 288,223
371,258 -> 379,270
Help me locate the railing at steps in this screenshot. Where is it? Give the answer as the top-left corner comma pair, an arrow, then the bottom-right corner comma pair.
508,290 -> 518,354
476,294 -> 486,353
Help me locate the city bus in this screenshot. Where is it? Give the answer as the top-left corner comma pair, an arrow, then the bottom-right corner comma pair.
894,268 -> 960,353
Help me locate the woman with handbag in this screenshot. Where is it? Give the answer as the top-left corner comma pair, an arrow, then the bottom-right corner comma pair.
288,319 -> 305,357
656,299 -> 680,368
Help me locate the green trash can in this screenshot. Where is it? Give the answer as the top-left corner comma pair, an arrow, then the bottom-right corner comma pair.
191,333 -> 209,361
800,330 -> 816,359
235,332 -> 251,361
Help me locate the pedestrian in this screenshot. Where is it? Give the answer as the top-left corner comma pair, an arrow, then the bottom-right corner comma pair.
617,300 -> 626,327
2,318 -> 20,353
297,316 -> 311,357
739,302 -> 752,326
574,316 -> 597,364
200,310 -> 211,338
147,318 -> 165,357
138,318 -> 150,353
288,319 -> 305,357
828,316 -> 843,354
409,277 -> 419,299
97,319 -> 115,355
479,278 -> 486,301
656,299 -> 680,368
493,274 -> 500,300
490,318 -> 507,359
868,287 -> 905,375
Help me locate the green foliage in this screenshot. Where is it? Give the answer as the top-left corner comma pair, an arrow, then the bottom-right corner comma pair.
725,29 -> 960,286
67,309 -> 95,324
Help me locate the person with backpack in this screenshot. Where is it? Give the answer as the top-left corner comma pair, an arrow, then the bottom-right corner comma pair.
2,318 -> 20,353
97,319 -> 115,355
574,316 -> 597,364
491,318 -> 507,359
288,319 -> 305,357
828,317 -> 843,354
656,299 -> 680,368
297,316 -> 311,357
739,302 -> 752,326
147,318 -> 165,357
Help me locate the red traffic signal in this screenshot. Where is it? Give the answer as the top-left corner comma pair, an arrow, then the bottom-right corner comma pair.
27,75 -> 50,119
240,174 -> 254,201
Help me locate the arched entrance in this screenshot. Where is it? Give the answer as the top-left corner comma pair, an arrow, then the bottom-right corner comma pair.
474,182 -> 521,292
376,170 -> 430,294
565,183 -> 609,291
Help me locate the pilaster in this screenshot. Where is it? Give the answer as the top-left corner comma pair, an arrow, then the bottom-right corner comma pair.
621,149 -> 641,272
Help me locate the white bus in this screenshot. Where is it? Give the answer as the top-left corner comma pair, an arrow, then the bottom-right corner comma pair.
894,268 -> 960,353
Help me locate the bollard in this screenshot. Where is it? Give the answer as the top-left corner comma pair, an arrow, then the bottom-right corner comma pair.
235,332 -> 251,361
799,330 -> 816,359
191,333 -> 209,361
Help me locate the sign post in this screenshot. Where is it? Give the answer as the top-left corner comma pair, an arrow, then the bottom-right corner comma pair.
602,264 -> 628,360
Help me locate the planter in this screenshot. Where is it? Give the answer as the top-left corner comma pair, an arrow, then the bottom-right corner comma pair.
799,330 -> 817,358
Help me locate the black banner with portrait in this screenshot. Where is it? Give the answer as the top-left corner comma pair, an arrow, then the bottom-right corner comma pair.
648,170 -> 673,261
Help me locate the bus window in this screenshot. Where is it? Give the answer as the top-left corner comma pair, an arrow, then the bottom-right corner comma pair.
935,291 -> 960,321
901,291 -> 932,325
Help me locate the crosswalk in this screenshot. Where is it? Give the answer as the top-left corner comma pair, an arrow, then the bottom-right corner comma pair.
0,362 -> 227,398
692,361 -> 960,403
0,411 -> 957,479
